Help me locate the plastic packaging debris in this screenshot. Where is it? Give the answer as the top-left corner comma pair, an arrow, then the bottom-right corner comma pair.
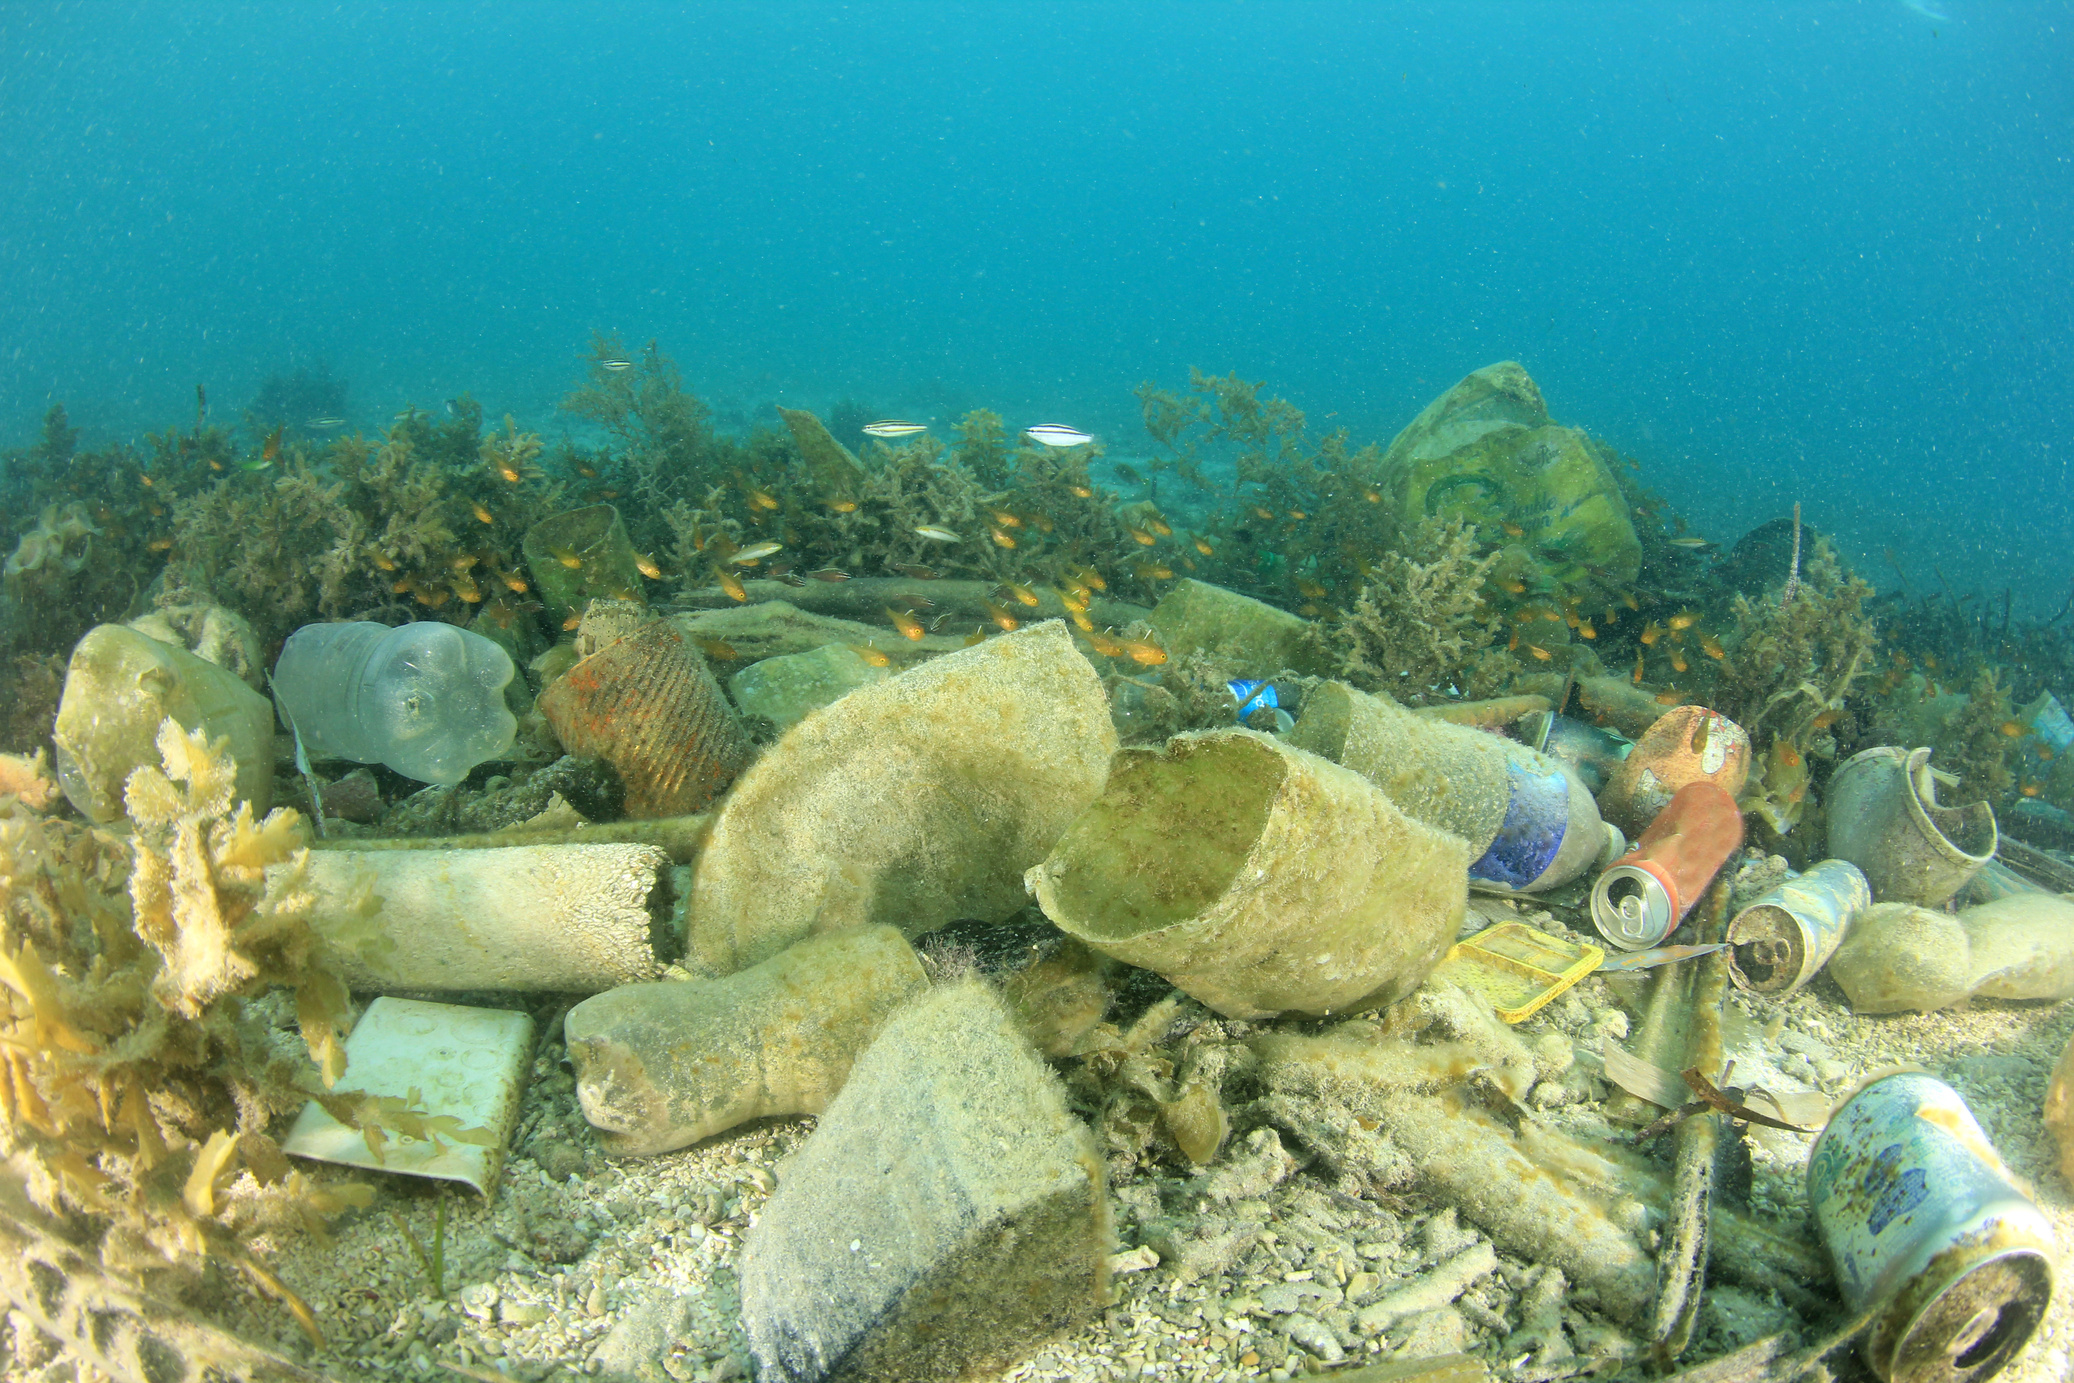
1520,709 -> 1634,795
1597,704 -> 1751,836
564,925 -> 927,1155
1825,893 -> 2074,1014
1724,859 -> 1870,995
284,997 -> 533,1195
537,602 -> 753,816
738,979 -> 1106,1383
1226,678 -> 1296,732
728,641 -> 891,731
1433,921 -> 1603,1022
1028,728 -> 1468,1019
689,620 -> 1115,974
1597,943 -> 1727,973
1825,746 -> 1996,907
51,623 -> 276,823
299,841 -> 673,992
521,502 -> 648,621
270,620 -> 516,786
1807,1071 -> 2055,1383
1590,782 -> 1745,951
1292,681 -> 1622,894
1146,577 -> 1333,676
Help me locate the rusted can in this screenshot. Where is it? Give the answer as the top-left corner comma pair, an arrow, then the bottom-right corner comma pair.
1725,858 -> 1871,995
1597,704 -> 1751,835
1589,781 -> 1744,950
1808,1071 -> 2056,1383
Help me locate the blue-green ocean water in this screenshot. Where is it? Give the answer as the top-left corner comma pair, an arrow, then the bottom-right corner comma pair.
2,3 -> 2068,609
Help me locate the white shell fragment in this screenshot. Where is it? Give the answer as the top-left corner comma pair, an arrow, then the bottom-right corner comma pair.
283,996 -> 533,1195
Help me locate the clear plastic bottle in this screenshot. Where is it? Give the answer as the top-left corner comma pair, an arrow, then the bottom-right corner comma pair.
271,621 -> 517,785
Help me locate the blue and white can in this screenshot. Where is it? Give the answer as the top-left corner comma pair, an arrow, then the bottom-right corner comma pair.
1807,1071 -> 2056,1383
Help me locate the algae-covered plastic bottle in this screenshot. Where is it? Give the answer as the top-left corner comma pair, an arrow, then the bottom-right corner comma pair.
271,620 -> 517,786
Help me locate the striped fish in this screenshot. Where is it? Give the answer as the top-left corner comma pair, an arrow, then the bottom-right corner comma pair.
1024,423 -> 1095,448
862,419 -> 929,438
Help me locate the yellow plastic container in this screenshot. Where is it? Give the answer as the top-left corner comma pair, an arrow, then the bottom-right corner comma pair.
1436,921 -> 1603,1023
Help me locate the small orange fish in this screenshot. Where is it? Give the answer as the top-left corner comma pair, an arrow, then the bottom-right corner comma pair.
1701,634 -> 1726,661
1127,527 -> 1156,546
1296,578 -> 1329,600
147,537 -> 174,552
1070,609 -> 1096,632
1809,709 -> 1838,730
138,472 -> 155,487
451,554 -> 480,571
498,462 -> 523,483
2023,782 -> 2042,797
888,607 -> 926,641
369,551 -> 397,572
984,600 -> 1020,632
850,644 -> 892,667
716,567 -> 748,602
1671,651 -> 1689,673
825,496 -> 859,513
988,508 -> 1023,529
1776,742 -> 1803,769
964,628 -> 987,647
1999,721 -> 2024,738
576,464 -> 599,479
635,553 -> 663,580
1363,488 -> 1383,504
1526,644 -> 1553,662
1148,516 -> 1173,537
416,584 -> 449,608
1509,632 -> 1521,652
1924,654 -> 1940,671
1085,629 -> 1128,658
1633,650 -> 1646,684
1640,622 -> 1663,646
696,638 -> 739,660
1194,536 -> 1215,556
1118,638 -> 1168,666
1499,579 -> 1524,595
1578,622 -> 1596,640
990,526 -> 1018,549
1028,511 -> 1055,533
453,572 -> 482,603
1135,563 -> 1174,581
1287,509 -> 1307,521
393,578 -> 414,595
1251,506 -> 1276,521
551,545 -> 583,569
1069,484 -> 1094,498
1074,565 -> 1107,592
1656,687 -> 1685,705
1621,592 -> 1640,611
1000,581 -> 1040,608
748,487 -> 780,510
1668,610 -> 1697,631
471,501 -> 495,525
262,425 -> 282,464
1502,522 -> 1525,538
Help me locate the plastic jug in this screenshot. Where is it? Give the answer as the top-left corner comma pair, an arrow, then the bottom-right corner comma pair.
271,621 -> 517,785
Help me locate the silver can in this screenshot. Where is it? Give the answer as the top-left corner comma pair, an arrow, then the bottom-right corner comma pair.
1725,858 -> 1871,995
1807,1071 -> 2056,1383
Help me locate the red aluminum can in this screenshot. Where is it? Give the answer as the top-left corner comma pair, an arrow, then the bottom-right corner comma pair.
1590,781 -> 1745,950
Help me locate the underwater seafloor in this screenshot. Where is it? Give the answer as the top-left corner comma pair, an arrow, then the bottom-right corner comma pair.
2,343 -> 2074,1383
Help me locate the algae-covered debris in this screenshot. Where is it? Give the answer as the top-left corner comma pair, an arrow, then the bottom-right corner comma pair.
0,719 -> 366,1336
1711,537 -> 1877,762
1325,516 -> 1512,704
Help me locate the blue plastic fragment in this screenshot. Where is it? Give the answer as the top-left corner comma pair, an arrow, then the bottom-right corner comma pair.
1228,679 -> 1278,716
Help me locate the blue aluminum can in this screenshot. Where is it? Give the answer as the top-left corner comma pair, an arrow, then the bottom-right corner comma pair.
1724,858 -> 1871,995
1807,1071 -> 2055,1383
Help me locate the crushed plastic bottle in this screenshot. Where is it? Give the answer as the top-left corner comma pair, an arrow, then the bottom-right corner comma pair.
270,620 -> 517,785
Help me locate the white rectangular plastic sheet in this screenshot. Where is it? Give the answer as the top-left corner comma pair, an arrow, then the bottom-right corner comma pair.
284,996 -> 533,1194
